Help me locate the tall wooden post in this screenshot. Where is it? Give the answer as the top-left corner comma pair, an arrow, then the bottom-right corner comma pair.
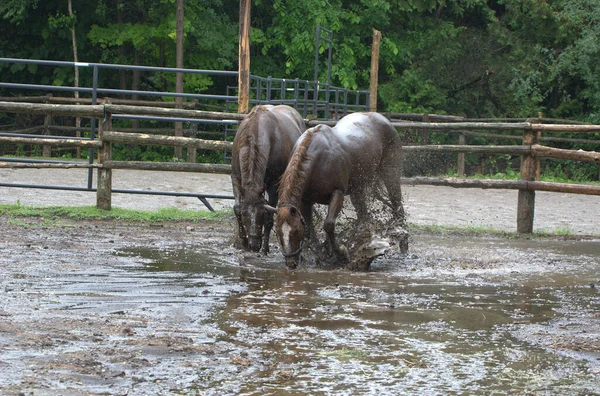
97,103 -> 112,210
517,129 -> 537,233
238,0 -> 251,114
369,29 -> 381,112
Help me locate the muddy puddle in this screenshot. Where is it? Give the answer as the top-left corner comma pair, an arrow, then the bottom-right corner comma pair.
1,222 -> 599,395
122,235 -> 600,395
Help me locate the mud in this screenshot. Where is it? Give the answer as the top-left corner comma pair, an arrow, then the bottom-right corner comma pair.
1,169 -> 600,394
1,213 -> 599,395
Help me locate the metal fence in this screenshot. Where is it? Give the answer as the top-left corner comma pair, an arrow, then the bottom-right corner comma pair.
0,57 -> 369,210
225,75 -> 369,119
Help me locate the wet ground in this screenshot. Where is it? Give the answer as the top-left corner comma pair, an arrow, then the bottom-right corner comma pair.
1,215 -> 599,395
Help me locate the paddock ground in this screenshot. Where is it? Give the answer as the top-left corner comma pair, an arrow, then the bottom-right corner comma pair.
1,169 -> 600,394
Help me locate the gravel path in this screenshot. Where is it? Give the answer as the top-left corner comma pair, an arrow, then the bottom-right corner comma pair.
1,167 -> 599,235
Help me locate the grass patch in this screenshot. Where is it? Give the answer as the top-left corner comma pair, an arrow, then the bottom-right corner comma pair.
1,204 -> 595,238
408,223 -> 517,238
0,203 -> 232,223
408,223 -> 598,239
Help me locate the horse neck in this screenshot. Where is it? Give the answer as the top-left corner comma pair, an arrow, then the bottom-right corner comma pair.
279,130 -> 315,207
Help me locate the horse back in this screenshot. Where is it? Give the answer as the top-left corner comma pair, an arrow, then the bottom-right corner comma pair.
300,112 -> 399,201
316,112 -> 398,171
232,105 -> 305,190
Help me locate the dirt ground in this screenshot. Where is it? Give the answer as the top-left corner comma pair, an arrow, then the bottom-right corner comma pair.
1,169 -> 600,395
1,167 -> 599,235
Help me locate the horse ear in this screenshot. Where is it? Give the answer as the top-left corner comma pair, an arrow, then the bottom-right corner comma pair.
264,204 -> 277,214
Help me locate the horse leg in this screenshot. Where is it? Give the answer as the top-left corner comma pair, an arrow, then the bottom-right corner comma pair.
381,147 -> 406,227
325,190 -> 349,262
301,203 -> 315,243
350,187 -> 372,224
381,147 -> 409,252
231,175 -> 248,250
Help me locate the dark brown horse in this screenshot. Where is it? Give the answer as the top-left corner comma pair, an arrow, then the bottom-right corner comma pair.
231,104 -> 305,254
267,112 -> 405,269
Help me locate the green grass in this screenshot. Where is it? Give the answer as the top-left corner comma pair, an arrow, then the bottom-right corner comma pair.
1,203 -> 595,238
0,203 -> 232,223
408,223 -> 516,238
408,223 -> 597,239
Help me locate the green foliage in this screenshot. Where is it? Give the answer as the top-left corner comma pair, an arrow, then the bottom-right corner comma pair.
0,0 -> 40,24
2,0 -> 600,120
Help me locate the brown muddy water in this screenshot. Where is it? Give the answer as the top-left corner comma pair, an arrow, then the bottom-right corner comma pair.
1,220 -> 600,395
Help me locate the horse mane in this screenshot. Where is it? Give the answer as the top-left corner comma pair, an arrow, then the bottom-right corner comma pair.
279,126 -> 319,205
238,106 -> 269,201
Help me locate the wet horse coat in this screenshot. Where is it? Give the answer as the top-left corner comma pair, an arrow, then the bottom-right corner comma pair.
272,112 -> 405,268
231,105 -> 305,253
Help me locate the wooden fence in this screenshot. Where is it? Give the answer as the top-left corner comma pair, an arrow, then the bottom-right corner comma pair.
1,101 -> 599,233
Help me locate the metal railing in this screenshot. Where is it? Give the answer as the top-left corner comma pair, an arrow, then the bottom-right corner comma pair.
225,75 -> 369,119
0,57 -> 370,209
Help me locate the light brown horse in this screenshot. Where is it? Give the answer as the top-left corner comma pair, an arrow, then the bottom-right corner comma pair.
231,105 -> 305,254
267,112 -> 405,269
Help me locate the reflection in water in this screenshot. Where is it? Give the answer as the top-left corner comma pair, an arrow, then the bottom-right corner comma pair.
125,235 -> 600,394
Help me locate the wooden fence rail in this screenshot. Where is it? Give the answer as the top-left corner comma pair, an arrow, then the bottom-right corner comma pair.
402,177 -> 600,195
1,101 -> 599,233
403,144 -> 600,163
0,101 -> 244,120
391,120 -> 600,133
102,131 -> 232,151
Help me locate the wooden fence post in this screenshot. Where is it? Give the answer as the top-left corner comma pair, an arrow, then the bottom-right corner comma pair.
536,130 -> 542,181
535,113 -> 542,181
42,94 -> 53,157
186,99 -> 198,163
517,129 -> 537,233
369,29 -> 381,112
421,113 -> 429,145
97,104 -> 112,210
457,133 -> 466,176
238,0 -> 251,114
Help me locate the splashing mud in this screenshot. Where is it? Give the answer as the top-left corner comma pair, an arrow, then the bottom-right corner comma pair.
302,188 -> 410,271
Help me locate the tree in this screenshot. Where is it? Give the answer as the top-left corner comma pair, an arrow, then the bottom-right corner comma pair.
174,0 -> 184,160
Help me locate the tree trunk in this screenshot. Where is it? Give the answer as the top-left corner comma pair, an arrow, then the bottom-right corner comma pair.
131,50 -> 142,132
68,0 -> 81,158
117,1 -> 127,91
174,0 -> 184,160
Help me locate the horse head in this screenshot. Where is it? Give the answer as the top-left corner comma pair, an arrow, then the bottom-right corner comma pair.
268,203 -> 305,269
240,183 -> 268,252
